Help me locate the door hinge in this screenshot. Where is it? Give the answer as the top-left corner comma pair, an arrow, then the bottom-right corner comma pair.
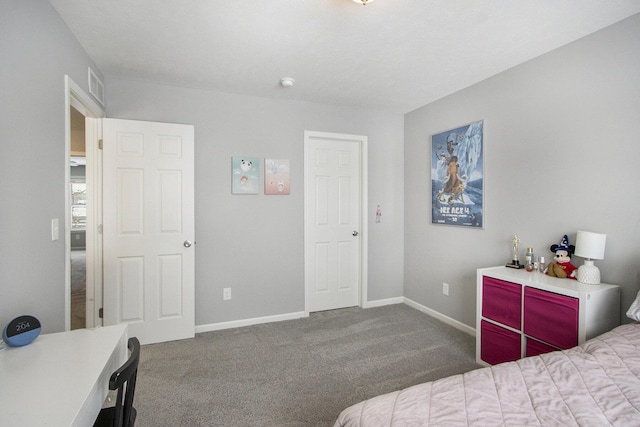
98,139 -> 103,150
98,224 -> 103,234
98,308 -> 103,319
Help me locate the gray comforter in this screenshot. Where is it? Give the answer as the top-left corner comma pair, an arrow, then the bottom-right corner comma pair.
335,323 -> 640,426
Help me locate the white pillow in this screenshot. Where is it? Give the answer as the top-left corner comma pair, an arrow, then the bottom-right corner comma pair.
626,290 -> 640,321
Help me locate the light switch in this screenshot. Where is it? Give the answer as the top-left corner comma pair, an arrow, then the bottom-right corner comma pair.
51,218 -> 59,241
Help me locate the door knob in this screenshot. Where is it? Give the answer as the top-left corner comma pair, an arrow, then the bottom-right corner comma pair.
183,240 -> 193,248
352,231 -> 359,237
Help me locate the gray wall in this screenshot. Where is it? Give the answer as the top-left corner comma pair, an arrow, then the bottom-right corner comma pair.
404,13 -> 640,328
106,81 -> 405,327
0,1 -> 103,332
2,0 -> 637,335
0,0 -> 403,333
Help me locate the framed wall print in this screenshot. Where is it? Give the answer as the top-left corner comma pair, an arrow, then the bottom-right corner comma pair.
232,156 -> 260,194
264,159 -> 290,195
431,120 -> 483,228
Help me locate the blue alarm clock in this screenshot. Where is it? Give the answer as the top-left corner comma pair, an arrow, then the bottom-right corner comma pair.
3,315 -> 41,347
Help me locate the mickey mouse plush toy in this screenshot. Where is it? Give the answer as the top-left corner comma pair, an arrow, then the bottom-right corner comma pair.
546,234 -> 578,279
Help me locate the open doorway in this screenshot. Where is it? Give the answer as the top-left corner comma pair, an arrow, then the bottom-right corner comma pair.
70,106 -> 86,329
65,75 -> 105,331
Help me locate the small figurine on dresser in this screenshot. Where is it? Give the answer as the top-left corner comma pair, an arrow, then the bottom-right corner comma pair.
546,234 -> 578,279
506,234 -> 525,269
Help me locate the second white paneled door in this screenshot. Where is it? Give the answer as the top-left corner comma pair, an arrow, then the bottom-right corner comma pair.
102,118 -> 195,345
305,131 -> 367,313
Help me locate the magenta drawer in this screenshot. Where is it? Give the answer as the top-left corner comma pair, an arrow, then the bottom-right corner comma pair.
523,287 -> 578,349
526,337 -> 558,357
481,320 -> 521,365
482,277 -> 521,329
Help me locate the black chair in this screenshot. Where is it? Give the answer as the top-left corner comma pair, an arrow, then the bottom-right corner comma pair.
94,337 -> 141,427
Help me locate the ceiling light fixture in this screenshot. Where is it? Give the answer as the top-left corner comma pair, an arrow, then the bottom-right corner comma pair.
280,77 -> 295,88
352,0 -> 374,4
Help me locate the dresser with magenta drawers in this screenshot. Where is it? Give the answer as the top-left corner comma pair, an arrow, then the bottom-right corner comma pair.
476,266 -> 621,366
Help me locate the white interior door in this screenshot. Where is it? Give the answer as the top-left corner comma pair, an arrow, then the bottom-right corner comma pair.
102,118 -> 195,344
304,131 -> 366,313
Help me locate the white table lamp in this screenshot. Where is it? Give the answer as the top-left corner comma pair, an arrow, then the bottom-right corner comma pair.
574,231 -> 606,284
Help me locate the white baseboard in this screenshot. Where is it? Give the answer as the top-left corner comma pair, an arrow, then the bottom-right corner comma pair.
195,298 -> 476,337
196,298 -> 403,334
363,296 -> 404,308
403,297 -> 476,337
195,311 -> 307,334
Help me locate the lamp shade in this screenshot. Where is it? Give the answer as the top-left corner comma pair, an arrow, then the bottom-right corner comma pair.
574,231 -> 606,260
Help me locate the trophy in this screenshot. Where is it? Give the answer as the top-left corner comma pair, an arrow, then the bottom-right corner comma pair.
506,234 -> 525,269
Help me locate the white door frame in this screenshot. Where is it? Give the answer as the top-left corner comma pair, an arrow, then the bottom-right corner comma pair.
64,75 -> 105,330
303,130 -> 368,315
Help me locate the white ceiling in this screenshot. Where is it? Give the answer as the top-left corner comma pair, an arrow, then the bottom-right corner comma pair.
49,0 -> 640,114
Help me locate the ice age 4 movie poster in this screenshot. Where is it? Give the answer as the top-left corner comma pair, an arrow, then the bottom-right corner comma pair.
431,121 -> 483,228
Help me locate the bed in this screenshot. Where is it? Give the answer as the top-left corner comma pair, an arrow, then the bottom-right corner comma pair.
334,322 -> 640,426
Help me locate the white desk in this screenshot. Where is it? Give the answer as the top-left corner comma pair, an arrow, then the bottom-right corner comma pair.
0,324 -> 128,427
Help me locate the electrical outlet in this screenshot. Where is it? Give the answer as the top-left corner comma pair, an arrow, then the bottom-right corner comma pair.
442,282 -> 450,296
223,288 -> 231,301
51,218 -> 59,241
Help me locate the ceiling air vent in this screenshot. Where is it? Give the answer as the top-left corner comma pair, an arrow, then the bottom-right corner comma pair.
88,67 -> 104,106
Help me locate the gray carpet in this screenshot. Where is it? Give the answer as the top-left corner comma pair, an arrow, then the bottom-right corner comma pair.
71,250 -> 86,292
136,304 -> 481,427
70,250 -> 86,330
